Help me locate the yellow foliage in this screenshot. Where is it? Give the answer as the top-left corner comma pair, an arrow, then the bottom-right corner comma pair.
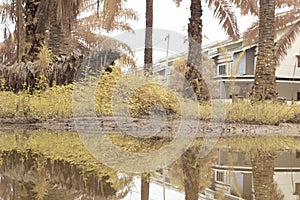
1,63 -> 300,125
36,45 -> 53,75
129,83 -> 180,117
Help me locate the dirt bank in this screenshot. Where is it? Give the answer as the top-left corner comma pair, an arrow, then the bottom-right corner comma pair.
0,117 -> 299,138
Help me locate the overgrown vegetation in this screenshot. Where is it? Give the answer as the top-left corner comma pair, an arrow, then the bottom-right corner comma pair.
1,72 -> 300,124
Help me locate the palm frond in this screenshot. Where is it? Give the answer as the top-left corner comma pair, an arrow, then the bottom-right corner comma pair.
276,0 -> 300,9
76,12 -> 135,33
79,0 -> 137,32
275,20 -> 300,62
206,0 -> 240,40
102,0 -> 122,29
231,0 -> 258,16
0,0 -> 16,25
242,20 -> 258,46
275,9 -> 300,30
243,9 -> 300,47
173,0 -> 182,7
73,29 -> 134,55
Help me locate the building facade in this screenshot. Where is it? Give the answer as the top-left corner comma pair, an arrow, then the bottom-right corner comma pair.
208,150 -> 300,200
203,30 -> 300,100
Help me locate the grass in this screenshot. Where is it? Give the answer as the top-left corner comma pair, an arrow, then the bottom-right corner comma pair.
1,84 -> 300,124
1,69 -> 300,125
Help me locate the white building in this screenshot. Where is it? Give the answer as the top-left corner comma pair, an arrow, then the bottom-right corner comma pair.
209,150 -> 300,200
203,27 -> 300,100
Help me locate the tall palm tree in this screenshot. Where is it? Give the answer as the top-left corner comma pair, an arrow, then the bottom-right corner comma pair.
141,1 -> 153,199
176,0 -> 239,102
237,0 -> 300,101
174,1 -> 239,199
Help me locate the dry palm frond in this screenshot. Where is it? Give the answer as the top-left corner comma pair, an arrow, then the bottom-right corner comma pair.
102,0 -> 122,30
243,8 -> 300,47
275,20 -> 300,63
78,0 -> 138,32
0,0 -> 15,21
207,0 -> 240,40
275,8 -> 300,30
0,32 -> 16,64
231,0 -> 258,16
76,13 -> 135,33
73,29 -> 135,66
56,0 -> 81,28
242,20 -> 259,46
173,0 -> 183,7
276,0 -> 300,9
233,0 -> 299,17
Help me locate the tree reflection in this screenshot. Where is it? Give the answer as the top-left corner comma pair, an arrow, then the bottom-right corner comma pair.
0,149 -> 130,200
162,143 -> 216,200
251,150 -> 276,200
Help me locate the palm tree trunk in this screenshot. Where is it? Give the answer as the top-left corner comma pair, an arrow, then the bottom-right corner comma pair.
141,1 -> 153,199
22,0 -> 44,62
251,150 -> 276,200
144,0 -> 153,76
182,146 -> 200,200
16,0 -> 24,63
185,0 -> 209,102
48,0 -> 72,56
141,173 -> 150,200
252,0 -> 277,101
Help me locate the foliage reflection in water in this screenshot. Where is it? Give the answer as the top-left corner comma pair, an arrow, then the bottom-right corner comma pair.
0,129 -> 299,200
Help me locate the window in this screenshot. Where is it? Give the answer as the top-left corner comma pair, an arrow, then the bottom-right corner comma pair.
296,150 -> 300,158
297,55 -> 300,68
215,170 -> 228,183
216,171 -> 224,182
297,92 -> 300,101
229,62 -> 233,76
233,51 -> 246,75
218,64 -> 226,76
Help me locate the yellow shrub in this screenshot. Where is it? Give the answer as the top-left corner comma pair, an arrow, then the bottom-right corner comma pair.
129,83 -> 180,117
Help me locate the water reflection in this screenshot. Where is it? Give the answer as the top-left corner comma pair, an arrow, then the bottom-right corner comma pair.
0,129 -> 299,200
0,129 -> 132,200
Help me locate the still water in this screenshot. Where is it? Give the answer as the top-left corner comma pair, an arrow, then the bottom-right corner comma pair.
0,128 -> 299,200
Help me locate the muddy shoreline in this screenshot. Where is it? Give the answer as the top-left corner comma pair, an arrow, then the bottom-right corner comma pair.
0,117 -> 300,138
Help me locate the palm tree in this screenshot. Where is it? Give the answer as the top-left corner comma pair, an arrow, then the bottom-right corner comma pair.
176,0 -> 239,102
0,0 -> 137,62
0,0 -> 137,90
141,1 -> 153,199
174,1 -> 239,199
237,1 -> 300,101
